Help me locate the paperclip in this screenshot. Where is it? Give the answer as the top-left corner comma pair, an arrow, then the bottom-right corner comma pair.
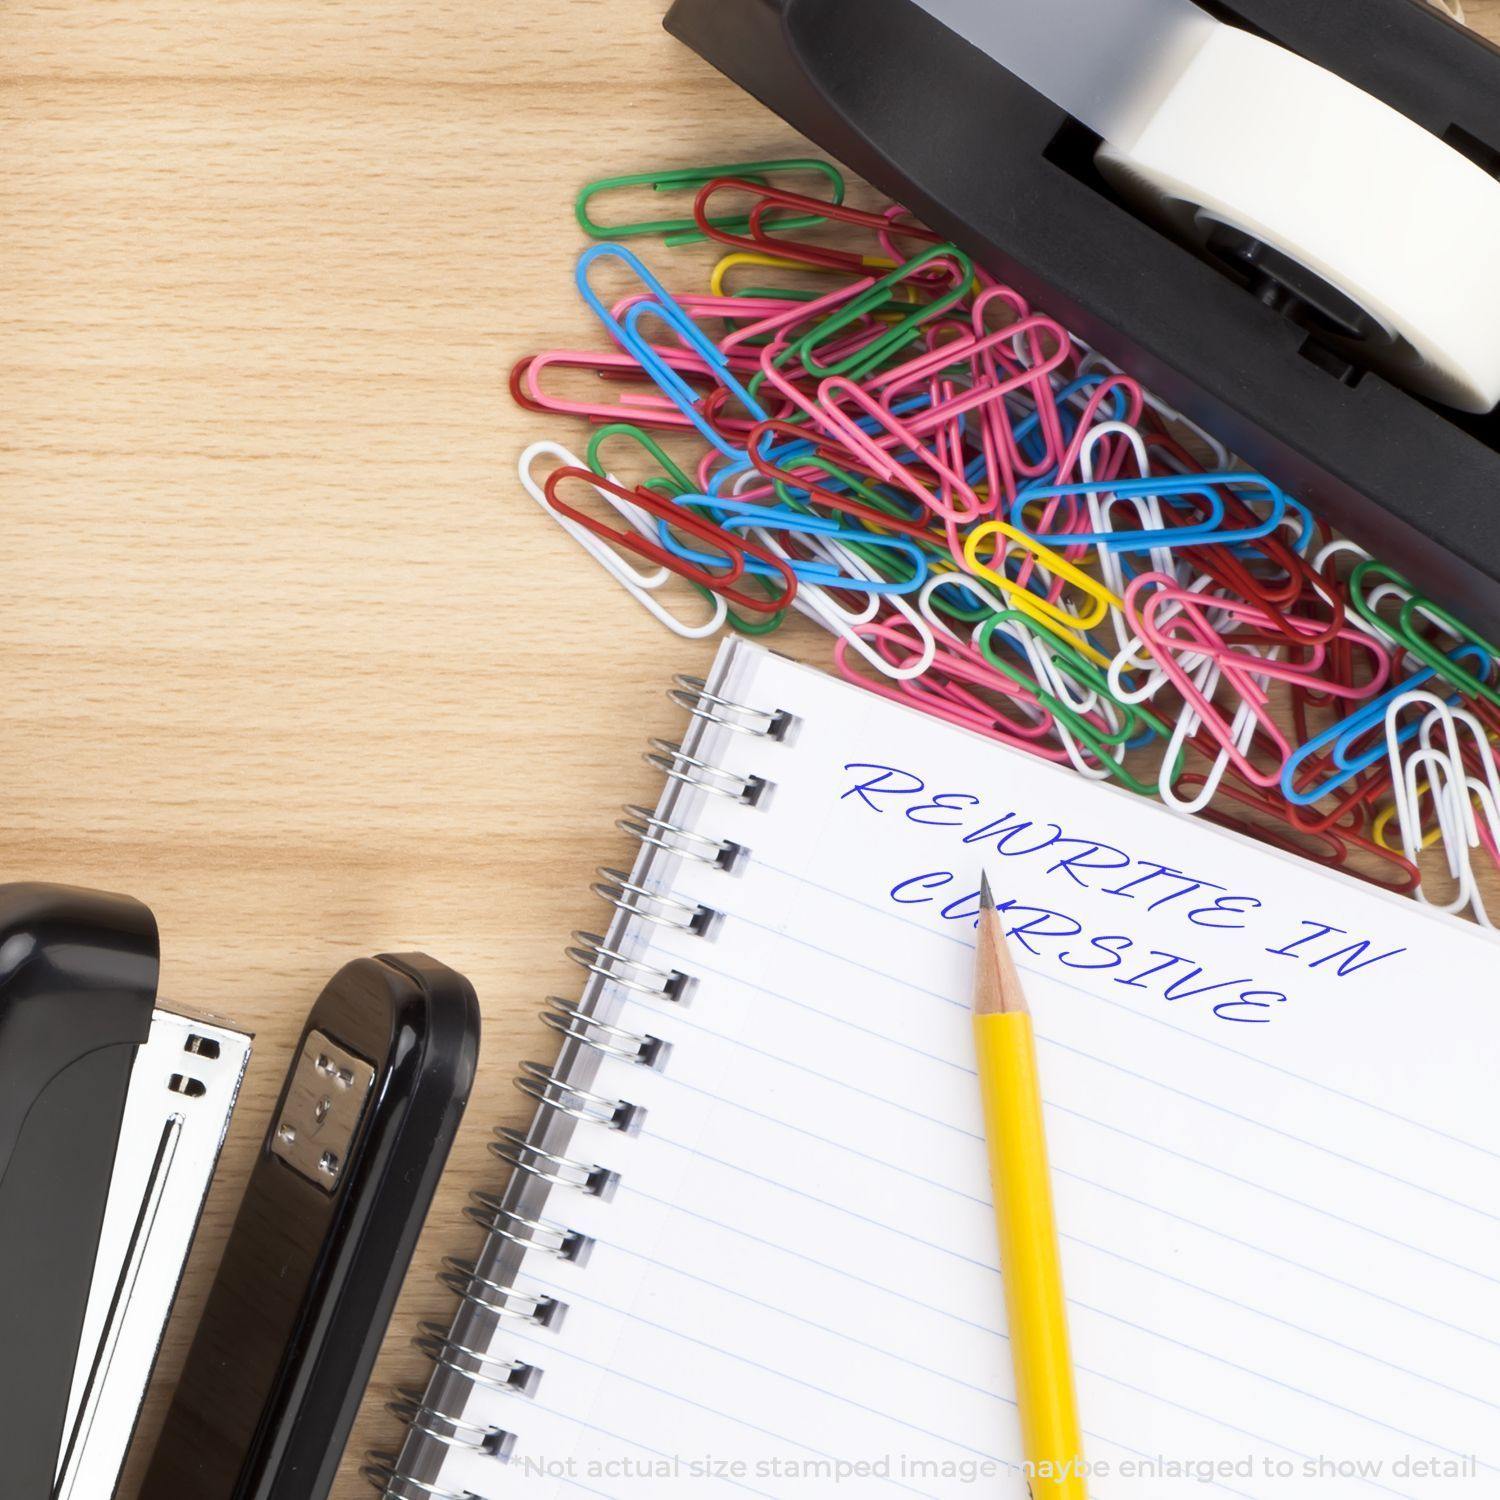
691,178 -> 941,272
789,247 -> 975,380
1385,706 -> 1486,919
1380,693 -> 1500,926
512,348 -> 716,430
975,612 -> 1173,796
710,251 -> 897,300
1277,646 -> 1487,805
963,522 -> 1122,641
742,419 -> 935,539
542,465 -> 796,614
1137,586 -> 1390,700
1157,649 -> 1267,816
576,244 -> 769,458
656,499 -> 929,596
576,160 -> 844,246
586,423 -> 697,497
519,442 -> 727,639
811,378 -> 985,525
788,550 -> 939,681
1011,472 -> 1297,553
1350,560 -> 1500,709
1372,707 -> 1500,851
868,316 -> 1073,444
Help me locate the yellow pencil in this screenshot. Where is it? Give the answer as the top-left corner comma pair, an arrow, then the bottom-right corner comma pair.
973,872 -> 1088,1498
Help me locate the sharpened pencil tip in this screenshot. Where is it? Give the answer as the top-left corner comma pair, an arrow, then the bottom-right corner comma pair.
979,871 -> 995,912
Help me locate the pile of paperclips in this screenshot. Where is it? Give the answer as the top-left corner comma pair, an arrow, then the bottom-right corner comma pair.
514,159 -> 1500,922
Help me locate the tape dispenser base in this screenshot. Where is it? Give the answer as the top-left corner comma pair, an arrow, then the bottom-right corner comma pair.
665,0 -> 1500,638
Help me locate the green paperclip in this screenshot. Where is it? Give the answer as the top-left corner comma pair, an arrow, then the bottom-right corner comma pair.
976,611 -> 1176,797
587,423 -> 696,498
1350,559 -> 1500,708
792,244 -> 975,381
575,160 -> 845,247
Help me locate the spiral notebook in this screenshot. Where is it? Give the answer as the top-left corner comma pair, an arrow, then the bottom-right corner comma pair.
378,638 -> 1500,1500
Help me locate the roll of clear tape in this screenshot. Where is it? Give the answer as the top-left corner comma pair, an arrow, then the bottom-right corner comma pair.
1095,25 -> 1500,412
912,0 -> 1498,411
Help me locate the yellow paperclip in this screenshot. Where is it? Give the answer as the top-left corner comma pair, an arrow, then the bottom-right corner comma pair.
1372,792 -> 1442,852
709,250 -> 899,299
963,522 -> 1122,653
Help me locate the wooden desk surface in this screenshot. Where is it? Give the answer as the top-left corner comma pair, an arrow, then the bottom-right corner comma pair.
5,3 -> 1498,1495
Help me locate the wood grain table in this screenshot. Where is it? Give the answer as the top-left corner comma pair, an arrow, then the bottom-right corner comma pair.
4,3 -> 1498,1496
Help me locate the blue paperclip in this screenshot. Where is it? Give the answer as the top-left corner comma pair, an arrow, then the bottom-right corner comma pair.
576,243 -> 768,459
1008,472 -> 1292,553
1279,644 -> 1491,805
655,500 -> 929,595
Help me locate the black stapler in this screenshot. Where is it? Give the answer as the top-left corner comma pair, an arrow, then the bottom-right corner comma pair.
665,0 -> 1500,635
0,882 -> 249,1500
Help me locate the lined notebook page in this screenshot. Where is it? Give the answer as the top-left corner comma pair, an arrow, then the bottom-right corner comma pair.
440,639 -> 1500,1500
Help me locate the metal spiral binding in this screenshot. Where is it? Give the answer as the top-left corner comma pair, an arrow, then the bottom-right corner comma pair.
541,996 -> 671,1070
590,866 -> 718,934
438,1256 -> 566,1329
387,1387 -> 518,1462
514,1059 -> 646,1134
667,675 -> 793,740
645,738 -> 768,804
617,804 -> 743,868
490,1126 -> 620,1199
413,1319 -> 542,1398
465,1195 -> 595,1265
370,674 -> 786,1497
566,930 -> 694,1002
361,1454 -> 474,1500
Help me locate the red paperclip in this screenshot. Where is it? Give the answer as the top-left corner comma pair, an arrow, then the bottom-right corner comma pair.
692,178 -> 942,272
542,466 -> 797,614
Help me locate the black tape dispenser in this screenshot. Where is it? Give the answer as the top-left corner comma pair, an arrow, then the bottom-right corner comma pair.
665,0 -> 1500,636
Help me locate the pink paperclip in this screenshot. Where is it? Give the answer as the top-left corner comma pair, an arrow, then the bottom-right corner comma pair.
720,276 -> 877,359
835,621 -> 1074,758
866,318 -> 1071,440
606,292 -> 777,373
973,287 -> 1072,482
875,203 -> 951,269
816,376 -> 983,523
1141,586 -> 1393,700
1128,577 -> 1300,786
519,347 -> 713,429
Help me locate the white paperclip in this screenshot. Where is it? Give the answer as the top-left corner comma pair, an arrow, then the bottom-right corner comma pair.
1383,691 -> 1499,924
